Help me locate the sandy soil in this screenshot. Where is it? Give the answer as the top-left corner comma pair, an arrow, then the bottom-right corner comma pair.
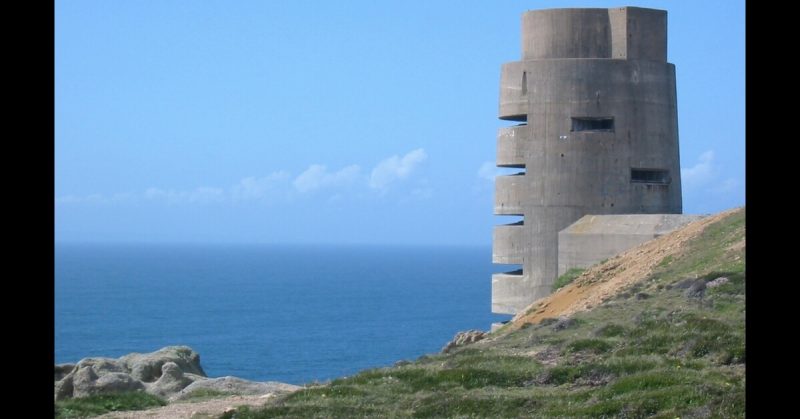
97,393 -> 285,419
509,207 -> 743,329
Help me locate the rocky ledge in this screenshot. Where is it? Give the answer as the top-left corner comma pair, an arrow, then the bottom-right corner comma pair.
440,330 -> 487,354
54,346 -> 300,402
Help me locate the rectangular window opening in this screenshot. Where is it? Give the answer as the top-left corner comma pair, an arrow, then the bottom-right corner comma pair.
631,168 -> 670,184
571,117 -> 614,132
494,264 -> 523,276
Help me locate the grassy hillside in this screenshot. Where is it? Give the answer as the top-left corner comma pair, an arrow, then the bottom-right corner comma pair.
226,207 -> 745,418
55,392 -> 166,418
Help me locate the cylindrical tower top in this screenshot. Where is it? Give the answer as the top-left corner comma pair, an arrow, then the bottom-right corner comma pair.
521,7 -> 667,61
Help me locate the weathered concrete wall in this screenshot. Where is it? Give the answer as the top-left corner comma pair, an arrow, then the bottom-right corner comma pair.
492,7 -> 683,315
557,214 -> 704,276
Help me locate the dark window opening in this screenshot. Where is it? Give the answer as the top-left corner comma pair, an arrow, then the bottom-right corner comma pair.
521,72 -> 527,95
631,168 -> 670,184
571,117 -> 614,132
500,114 -> 527,122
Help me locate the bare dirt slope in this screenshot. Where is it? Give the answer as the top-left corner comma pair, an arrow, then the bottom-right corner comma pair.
509,207 -> 744,329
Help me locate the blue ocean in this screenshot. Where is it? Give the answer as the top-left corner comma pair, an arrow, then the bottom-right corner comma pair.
55,243 -> 512,385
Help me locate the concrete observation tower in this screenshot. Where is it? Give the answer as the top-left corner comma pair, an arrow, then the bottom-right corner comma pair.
492,7 -> 683,315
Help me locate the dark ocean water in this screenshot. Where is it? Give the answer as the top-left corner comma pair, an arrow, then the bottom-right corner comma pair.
55,243 -> 512,385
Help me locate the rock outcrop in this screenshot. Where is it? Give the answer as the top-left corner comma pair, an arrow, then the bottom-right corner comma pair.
54,346 -> 299,402
55,363 -> 75,382
120,346 -> 206,382
173,376 -> 301,401
441,330 -> 487,353
147,362 -> 197,399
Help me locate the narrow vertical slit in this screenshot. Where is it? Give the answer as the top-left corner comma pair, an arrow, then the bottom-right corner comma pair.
521,71 -> 527,95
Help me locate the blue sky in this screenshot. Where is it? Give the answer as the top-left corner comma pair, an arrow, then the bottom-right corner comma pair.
55,0 -> 745,245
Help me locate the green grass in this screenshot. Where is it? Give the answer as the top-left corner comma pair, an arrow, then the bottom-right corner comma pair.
658,254 -> 673,267
594,323 -> 626,337
223,208 -> 746,418
552,267 -> 585,291
565,338 -> 613,354
55,391 -> 166,418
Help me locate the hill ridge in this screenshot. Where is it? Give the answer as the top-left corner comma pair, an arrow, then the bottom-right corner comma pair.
508,207 -> 744,329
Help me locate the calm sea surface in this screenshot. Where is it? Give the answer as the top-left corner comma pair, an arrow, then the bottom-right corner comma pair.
55,243 -> 512,385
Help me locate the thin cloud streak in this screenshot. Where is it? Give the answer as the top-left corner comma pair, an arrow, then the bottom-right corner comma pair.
56,149 -> 428,205
369,148 -> 427,189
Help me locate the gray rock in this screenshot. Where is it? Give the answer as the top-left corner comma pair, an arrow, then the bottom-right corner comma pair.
673,277 -> 707,299
441,330 -> 487,353
674,278 -> 701,289
94,373 -> 145,395
55,358 -> 132,400
172,377 -> 301,401
55,363 -> 75,381
146,362 -> 202,399
551,317 -> 577,331
54,346 -> 297,403
75,358 -> 125,375
54,374 -> 74,401
55,346 -> 206,401
685,281 -> 706,299
707,276 -> 730,288
71,365 -> 99,398
120,346 -> 206,382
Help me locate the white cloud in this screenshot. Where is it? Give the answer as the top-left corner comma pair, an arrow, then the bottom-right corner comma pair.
681,150 -> 715,187
232,171 -> 291,201
369,148 -> 427,189
56,150 -> 429,206
145,187 -> 225,204
293,164 -> 361,193
680,150 -> 744,212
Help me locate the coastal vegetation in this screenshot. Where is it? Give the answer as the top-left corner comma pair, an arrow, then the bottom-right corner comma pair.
551,267 -> 585,292
55,392 -> 165,418
226,208 -> 745,418
54,207 -> 744,418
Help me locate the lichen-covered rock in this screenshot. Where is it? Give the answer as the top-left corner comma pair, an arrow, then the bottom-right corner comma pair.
120,346 -> 206,382
146,362 -> 203,399
54,373 -> 74,401
172,376 -> 301,401
71,365 -> 99,398
685,281 -> 707,299
54,346 -> 207,401
55,363 -> 75,382
441,330 -> 487,353
53,346 -> 298,403
93,373 -> 145,395
707,276 -> 730,288
76,358 -> 126,375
